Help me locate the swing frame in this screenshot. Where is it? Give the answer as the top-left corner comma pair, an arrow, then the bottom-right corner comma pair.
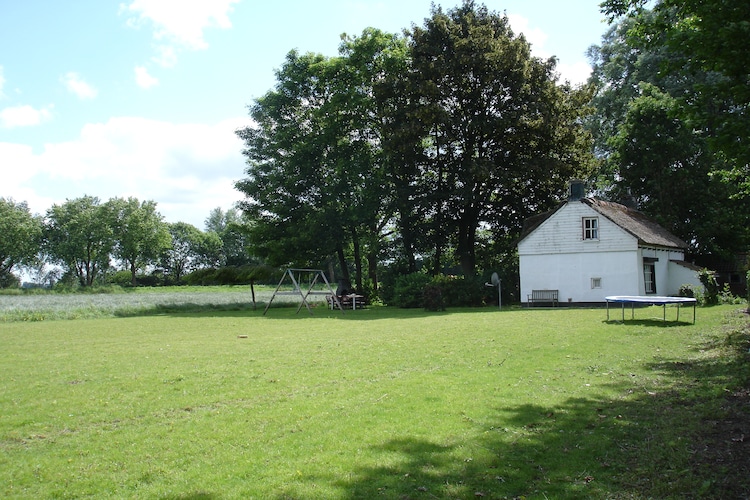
263,268 -> 344,315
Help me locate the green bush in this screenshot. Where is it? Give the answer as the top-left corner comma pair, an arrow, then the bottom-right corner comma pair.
392,272 -> 431,308
110,270 -> 134,287
698,268 -> 719,305
747,270 -> 750,312
389,273 -> 490,309
678,284 -> 695,298
184,265 -> 278,287
0,270 -> 20,289
434,275 -> 488,307
422,283 -> 445,311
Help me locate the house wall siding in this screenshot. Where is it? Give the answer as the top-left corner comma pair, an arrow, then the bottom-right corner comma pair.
519,250 -> 641,303
518,201 -> 638,255
518,202 -> 642,302
518,201 -> 697,302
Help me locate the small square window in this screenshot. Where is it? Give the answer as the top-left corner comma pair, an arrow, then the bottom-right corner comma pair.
591,277 -> 602,289
583,217 -> 599,240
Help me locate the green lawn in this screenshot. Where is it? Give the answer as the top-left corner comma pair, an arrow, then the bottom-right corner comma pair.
1,303 -> 748,499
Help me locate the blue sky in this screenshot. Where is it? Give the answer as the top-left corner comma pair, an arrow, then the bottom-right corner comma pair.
0,1 -> 609,229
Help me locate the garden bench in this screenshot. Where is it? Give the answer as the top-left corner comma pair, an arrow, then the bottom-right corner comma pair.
527,289 -> 559,307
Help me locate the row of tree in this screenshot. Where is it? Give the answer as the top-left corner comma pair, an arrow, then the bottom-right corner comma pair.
234,0 -> 749,295
5,1 -> 747,295
589,0 -> 750,262
0,196 -> 251,288
235,2 -> 595,295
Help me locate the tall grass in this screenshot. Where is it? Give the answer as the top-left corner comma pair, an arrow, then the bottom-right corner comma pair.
1,304 -> 747,498
0,286 -> 312,322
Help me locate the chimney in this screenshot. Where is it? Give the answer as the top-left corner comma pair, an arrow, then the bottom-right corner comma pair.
568,179 -> 585,201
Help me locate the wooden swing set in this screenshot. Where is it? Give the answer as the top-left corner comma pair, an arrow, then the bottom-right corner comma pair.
263,268 -> 345,315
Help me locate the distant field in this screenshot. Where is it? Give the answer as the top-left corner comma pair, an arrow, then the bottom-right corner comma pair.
0,285 -> 321,322
1,301 -> 748,499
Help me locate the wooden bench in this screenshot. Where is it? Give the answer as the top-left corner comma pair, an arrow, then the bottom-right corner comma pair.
527,289 -> 559,307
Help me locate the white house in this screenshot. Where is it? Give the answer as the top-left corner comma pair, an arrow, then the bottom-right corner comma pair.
517,183 -> 703,304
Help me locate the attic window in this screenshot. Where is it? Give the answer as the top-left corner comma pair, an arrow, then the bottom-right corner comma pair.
582,217 -> 599,240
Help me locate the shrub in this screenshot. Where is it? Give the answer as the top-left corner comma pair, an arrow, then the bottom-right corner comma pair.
428,275 -> 488,307
678,284 -> 695,298
422,283 -> 445,311
110,270 -> 134,287
392,272 -> 431,308
0,270 -> 20,289
747,270 -> 750,313
718,283 -> 742,305
698,268 -> 719,305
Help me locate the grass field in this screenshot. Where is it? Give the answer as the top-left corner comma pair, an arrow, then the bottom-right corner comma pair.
0,286 -> 295,322
1,294 -> 748,499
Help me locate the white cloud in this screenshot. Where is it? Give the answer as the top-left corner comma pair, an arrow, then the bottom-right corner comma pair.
151,45 -> 178,68
507,14 -> 549,54
61,72 -> 98,100
0,116 -> 252,228
507,14 -> 591,86
0,104 -> 53,128
134,66 -> 159,88
122,0 -> 239,67
556,61 -> 593,86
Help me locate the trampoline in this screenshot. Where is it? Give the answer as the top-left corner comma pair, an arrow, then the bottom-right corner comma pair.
605,295 -> 697,324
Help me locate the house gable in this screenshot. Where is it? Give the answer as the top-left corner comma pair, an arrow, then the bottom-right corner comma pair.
517,197 -> 698,302
518,200 -> 639,256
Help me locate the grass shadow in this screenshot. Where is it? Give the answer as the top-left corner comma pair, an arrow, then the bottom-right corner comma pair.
315,311 -> 750,499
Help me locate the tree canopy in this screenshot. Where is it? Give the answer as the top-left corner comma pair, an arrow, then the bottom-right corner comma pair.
601,0 -> 750,197
589,1 -> 750,259
0,198 -> 42,286
235,1 -> 595,289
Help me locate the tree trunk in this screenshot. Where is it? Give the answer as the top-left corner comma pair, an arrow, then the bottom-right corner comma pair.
351,227 -> 363,292
336,245 -> 350,285
130,260 -> 137,286
457,206 -> 478,277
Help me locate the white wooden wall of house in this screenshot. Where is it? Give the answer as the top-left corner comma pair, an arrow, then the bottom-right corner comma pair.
518,200 -> 690,302
667,260 -> 704,293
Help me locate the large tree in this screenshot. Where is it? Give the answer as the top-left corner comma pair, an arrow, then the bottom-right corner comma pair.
588,7 -> 750,258
601,0 -> 750,197
160,222 -> 220,283
236,29 -> 407,291
205,207 -> 254,266
44,196 -> 114,287
0,198 -> 42,287
107,197 -> 171,286
405,1 -> 595,275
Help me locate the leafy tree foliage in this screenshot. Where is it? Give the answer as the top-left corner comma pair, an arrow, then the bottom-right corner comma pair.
601,0 -> 750,196
204,207 -> 254,266
160,222 -> 220,283
589,4 -> 750,258
236,2 -> 595,287
107,197 -> 171,286
0,198 -> 42,287
44,196 -> 114,287
405,1 -> 595,275
236,29 -> 407,290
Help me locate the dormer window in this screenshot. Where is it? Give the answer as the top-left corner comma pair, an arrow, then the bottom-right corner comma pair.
582,217 -> 599,240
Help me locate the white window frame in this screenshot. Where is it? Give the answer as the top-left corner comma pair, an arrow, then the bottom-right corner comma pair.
644,262 -> 657,294
582,217 -> 599,240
